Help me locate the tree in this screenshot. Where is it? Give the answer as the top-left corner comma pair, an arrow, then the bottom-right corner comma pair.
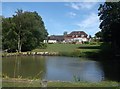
95,31 -> 102,38
98,2 -> 120,53
2,17 -> 18,52
63,31 -> 67,36
2,9 -> 48,52
0,16 -> 2,50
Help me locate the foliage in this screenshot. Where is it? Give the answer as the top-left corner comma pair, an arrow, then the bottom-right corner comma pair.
73,75 -> 81,82
89,42 -> 98,45
2,9 -> 48,52
63,31 -> 67,36
38,43 -> 47,49
2,17 -> 18,52
95,31 -> 102,38
98,2 -> 120,54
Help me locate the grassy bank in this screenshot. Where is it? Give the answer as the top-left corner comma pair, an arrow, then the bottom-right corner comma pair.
2,43 -> 118,59
33,43 -> 100,52
32,43 -> 119,59
2,78 -> 119,87
2,44 -> 100,58
33,43 -> 100,57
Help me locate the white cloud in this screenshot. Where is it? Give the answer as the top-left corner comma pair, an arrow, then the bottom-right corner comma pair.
77,13 -> 98,27
70,3 -> 80,10
80,2 -> 97,9
68,12 -> 77,17
67,2 -> 97,10
76,13 -> 100,36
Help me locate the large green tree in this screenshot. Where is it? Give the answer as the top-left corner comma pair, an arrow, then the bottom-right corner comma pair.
98,2 -> 120,54
2,17 -> 17,51
2,9 -> 48,52
0,16 -> 2,50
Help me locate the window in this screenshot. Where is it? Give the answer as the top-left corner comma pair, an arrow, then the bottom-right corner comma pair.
81,35 -> 84,37
76,35 -> 78,37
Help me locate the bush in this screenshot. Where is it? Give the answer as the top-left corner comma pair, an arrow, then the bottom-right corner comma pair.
89,42 -> 97,45
84,41 -> 89,44
38,43 -> 47,49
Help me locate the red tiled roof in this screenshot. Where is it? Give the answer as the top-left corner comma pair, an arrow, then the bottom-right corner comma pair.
48,35 -> 64,41
69,31 -> 87,36
66,31 -> 88,37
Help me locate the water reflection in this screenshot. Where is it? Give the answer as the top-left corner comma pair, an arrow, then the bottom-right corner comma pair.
44,57 -> 104,82
2,56 -> 104,82
99,59 -> 120,82
2,56 -> 46,79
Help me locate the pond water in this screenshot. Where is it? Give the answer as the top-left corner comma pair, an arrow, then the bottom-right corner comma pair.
2,56 -> 104,82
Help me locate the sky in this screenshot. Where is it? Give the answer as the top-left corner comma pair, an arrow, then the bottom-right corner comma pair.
2,2 -> 104,36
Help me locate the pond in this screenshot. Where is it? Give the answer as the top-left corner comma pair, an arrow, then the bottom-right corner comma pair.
2,56 -> 104,82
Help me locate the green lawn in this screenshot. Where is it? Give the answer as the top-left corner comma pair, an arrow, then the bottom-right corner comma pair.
2,43 -> 101,57
33,43 -> 80,52
32,43 -> 100,57
33,43 -> 100,52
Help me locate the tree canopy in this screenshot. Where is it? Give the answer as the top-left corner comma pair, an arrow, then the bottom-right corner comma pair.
2,9 -> 48,52
98,2 -> 120,54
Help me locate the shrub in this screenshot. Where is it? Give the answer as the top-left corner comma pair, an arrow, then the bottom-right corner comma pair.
38,43 -> 47,49
89,42 -> 97,45
84,42 -> 89,44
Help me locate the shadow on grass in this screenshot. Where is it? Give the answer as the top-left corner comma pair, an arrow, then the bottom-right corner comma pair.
78,46 -> 100,49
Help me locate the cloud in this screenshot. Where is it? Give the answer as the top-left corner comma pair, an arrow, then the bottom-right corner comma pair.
76,13 -> 100,36
80,2 -> 97,9
66,2 -> 97,10
68,12 -> 77,17
77,13 -> 98,27
70,3 -> 80,10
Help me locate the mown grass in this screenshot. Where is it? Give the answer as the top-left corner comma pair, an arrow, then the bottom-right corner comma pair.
32,43 -> 100,57
2,78 -> 119,87
2,43 -> 101,57
33,43 -> 99,52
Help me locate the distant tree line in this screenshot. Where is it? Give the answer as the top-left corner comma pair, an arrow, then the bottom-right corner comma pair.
97,1 -> 120,55
2,9 -> 48,52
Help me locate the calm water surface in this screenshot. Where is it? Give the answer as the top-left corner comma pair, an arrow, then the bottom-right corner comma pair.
2,56 -> 104,82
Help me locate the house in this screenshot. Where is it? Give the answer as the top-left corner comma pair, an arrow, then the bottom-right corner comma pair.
47,35 -> 64,43
64,31 -> 88,44
44,31 -> 88,44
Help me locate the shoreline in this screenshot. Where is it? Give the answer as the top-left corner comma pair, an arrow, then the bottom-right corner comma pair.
1,44 -> 101,58
2,52 -> 59,57
1,51 -> 98,58
2,78 -> 70,83
2,78 -> 119,87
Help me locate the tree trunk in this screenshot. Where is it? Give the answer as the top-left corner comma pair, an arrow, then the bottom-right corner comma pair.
18,35 -> 21,52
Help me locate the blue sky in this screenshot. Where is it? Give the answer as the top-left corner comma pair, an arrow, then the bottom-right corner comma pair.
2,2 -> 104,36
